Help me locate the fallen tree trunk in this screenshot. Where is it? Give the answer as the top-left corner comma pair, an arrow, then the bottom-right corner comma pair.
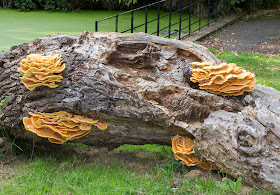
0,32 -> 279,193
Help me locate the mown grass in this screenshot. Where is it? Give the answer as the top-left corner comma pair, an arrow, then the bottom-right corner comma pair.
1,143 -> 264,195
0,9 -> 122,52
2,158 -> 178,194
0,8 -> 210,52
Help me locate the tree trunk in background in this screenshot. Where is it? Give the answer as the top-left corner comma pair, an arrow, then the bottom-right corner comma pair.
0,32 -> 279,193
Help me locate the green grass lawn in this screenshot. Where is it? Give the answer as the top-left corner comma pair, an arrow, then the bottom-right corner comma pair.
0,8 -> 210,52
1,144 -> 269,195
0,9 -> 124,52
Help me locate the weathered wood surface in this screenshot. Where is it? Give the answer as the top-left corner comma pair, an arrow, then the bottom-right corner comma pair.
195,85 -> 280,193
0,32 -> 279,193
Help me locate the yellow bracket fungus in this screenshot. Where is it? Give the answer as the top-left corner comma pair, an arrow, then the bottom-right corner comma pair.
190,62 -> 256,96
18,54 -> 65,90
172,135 -> 212,170
23,111 -> 107,144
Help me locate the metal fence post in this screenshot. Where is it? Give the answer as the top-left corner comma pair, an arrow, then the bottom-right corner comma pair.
215,0 -> 218,22
157,2 -> 160,36
189,0 -> 191,35
168,0 -> 172,38
223,0 -> 226,17
179,0 -> 182,40
208,0 -> 210,26
228,0 -> 231,14
145,7 -> 148,33
131,11 -> 134,33
95,21 -> 98,32
199,0 -> 202,30
115,15 -> 118,32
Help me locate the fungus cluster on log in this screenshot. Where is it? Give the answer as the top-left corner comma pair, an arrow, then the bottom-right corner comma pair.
17,54 -> 65,90
23,111 -> 107,144
190,62 -> 256,96
172,136 -> 212,170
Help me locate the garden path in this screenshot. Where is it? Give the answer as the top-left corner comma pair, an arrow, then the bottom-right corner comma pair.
200,8 -> 280,55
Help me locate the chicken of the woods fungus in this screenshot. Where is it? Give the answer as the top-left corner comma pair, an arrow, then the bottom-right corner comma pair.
23,111 -> 107,144
172,135 -> 213,170
190,62 -> 256,96
17,54 -> 65,90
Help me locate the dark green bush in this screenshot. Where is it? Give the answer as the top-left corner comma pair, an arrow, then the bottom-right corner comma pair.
38,0 -> 72,11
229,0 -> 280,12
1,0 -> 97,11
1,0 -> 279,12
1,0 -> 126,10
13,0 -> 37,11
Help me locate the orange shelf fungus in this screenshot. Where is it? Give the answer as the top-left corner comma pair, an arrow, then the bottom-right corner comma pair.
23,111 -> 107,144
172,135 -> 213,170
190,62 -> 256,96
17,54 -> 65,90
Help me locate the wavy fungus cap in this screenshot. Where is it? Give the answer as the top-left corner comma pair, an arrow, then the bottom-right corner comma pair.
18,54 -> 65,90
172,135 -> 213,170
190,62 -> 256,96
23,111 -> 107,144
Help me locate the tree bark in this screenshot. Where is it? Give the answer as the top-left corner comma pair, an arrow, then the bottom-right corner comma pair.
195,85 -> 280,193
0,32 -> 279,193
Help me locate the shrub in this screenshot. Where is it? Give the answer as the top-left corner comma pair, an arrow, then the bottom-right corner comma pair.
13,0 -> 37,11
229,0 -> 280,12
1,0 -> 280,13
38,0 -> 73,11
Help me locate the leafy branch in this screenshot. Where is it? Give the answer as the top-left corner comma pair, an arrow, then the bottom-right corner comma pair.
119,0 -> 137,7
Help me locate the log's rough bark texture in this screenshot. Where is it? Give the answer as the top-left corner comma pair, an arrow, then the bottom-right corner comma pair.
0,32 -> 279,193
195,85 -> 280,193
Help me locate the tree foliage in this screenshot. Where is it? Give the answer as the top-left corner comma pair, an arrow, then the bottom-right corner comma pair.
119,0 -> 137,7
0,0 -> 279,13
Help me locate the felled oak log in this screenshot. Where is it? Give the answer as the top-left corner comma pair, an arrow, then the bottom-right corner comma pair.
0,32 -> 279,193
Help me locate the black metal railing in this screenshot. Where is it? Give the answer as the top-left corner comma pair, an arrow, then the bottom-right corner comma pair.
95,0 -> 231,40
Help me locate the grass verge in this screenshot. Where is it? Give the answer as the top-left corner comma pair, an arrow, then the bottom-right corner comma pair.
1,143 -> 269,195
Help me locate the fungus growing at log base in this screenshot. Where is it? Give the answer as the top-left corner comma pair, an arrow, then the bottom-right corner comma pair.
17,54 -> 65,90
172,135 -> 213,170
23,111 -> 107,144
190,62 -> 256,96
